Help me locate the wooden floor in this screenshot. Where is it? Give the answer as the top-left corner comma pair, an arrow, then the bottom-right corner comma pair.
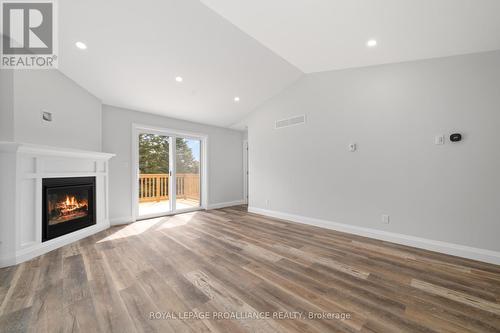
1,206 -> 500,333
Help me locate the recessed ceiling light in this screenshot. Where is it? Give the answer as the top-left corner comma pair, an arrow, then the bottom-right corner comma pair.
75,41 -> 87,50
175,76 -> 183,82
234,96 -> 240,102
366,39 -> 377,48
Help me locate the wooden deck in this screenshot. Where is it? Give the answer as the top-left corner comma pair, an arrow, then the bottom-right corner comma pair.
1,206 -> 500,332
139,174 -> 200,203
139,198 -> 201,216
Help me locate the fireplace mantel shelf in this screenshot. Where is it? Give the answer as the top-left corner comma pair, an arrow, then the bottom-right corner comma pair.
0,141 -> 116,160
0,142 -> 114,268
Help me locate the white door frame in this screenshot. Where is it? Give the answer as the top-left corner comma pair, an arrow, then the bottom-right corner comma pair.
131,123 -> 208,221
243,140 -> 248,204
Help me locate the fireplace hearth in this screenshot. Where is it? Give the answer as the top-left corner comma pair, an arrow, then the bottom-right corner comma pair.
42,177 -> 96,241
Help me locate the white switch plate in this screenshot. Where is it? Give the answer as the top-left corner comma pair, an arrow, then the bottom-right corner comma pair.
435,135 -> 445,145
382,214 -> 390,224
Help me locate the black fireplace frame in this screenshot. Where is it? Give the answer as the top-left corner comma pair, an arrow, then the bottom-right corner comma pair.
42,177 -> 96,242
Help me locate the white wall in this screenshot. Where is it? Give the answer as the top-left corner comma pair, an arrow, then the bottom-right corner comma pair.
0,147 -> 16,262
12,70 -> 102,151
246,51 -> 500,253
0,70 -> 14,141
102,105 -> 244,223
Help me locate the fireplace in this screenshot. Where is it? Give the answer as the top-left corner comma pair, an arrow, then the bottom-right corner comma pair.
42,177 -> 96,241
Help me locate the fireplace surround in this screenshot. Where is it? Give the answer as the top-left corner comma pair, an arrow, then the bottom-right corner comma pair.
0,142 -> 114,268
42,177 -> 96,241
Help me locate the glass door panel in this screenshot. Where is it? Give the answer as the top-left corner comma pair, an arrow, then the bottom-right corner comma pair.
175,137 -> 201,210
138,133 -> 172,217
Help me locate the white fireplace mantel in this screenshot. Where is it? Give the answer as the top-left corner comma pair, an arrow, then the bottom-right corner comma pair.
0,142 -> 115,267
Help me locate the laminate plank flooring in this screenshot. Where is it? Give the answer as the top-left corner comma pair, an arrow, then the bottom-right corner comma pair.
1,205 -> 500,333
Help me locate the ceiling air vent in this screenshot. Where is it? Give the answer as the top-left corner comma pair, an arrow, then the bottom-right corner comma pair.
275,115 -> 306,129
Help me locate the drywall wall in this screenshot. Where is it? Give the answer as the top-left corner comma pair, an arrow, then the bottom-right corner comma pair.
12,70 -> 102,151
0,70 -> 14,141
102,105 -> 244,223
245,50 -> 500,253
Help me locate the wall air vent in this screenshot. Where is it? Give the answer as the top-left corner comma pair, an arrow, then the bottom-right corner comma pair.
275,115 -> 306,129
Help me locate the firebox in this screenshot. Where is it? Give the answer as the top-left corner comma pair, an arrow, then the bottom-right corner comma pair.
42,177 -> 96,241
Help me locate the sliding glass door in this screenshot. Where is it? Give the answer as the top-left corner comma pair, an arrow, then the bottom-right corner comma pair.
135,128 -> 204,219
137,133 -> 172,217
175,138 -> 201,210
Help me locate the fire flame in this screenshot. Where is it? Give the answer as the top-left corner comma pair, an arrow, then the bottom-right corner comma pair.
55,195 -> 88,215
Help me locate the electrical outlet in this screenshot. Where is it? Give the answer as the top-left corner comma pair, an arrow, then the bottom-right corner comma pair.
381,214 -> 390,224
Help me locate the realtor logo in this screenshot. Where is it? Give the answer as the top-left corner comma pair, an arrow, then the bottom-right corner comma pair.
1,0 -> 58,68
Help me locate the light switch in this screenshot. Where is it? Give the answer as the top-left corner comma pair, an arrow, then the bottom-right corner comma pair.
41,110 -> 53,122
435,135 -> 445,145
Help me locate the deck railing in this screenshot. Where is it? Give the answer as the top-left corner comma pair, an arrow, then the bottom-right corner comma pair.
139,173 -> 200,202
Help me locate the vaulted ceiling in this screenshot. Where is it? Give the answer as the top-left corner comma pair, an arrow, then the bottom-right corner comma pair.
59,0 -> 500,127
201,0 -> 500,73
58,0 -> 302,127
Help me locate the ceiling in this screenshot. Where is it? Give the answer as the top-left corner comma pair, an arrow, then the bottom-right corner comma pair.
58,0 -> 302,127
200,0 -> 500,73
59,0 -> 500,128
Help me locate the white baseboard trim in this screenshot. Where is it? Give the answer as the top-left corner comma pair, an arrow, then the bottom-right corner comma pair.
248,207 -> 500,266
1,222 -> 110,268
110,216 -> 135,226
208,200 -> 246,210
0,254 -> 15,268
